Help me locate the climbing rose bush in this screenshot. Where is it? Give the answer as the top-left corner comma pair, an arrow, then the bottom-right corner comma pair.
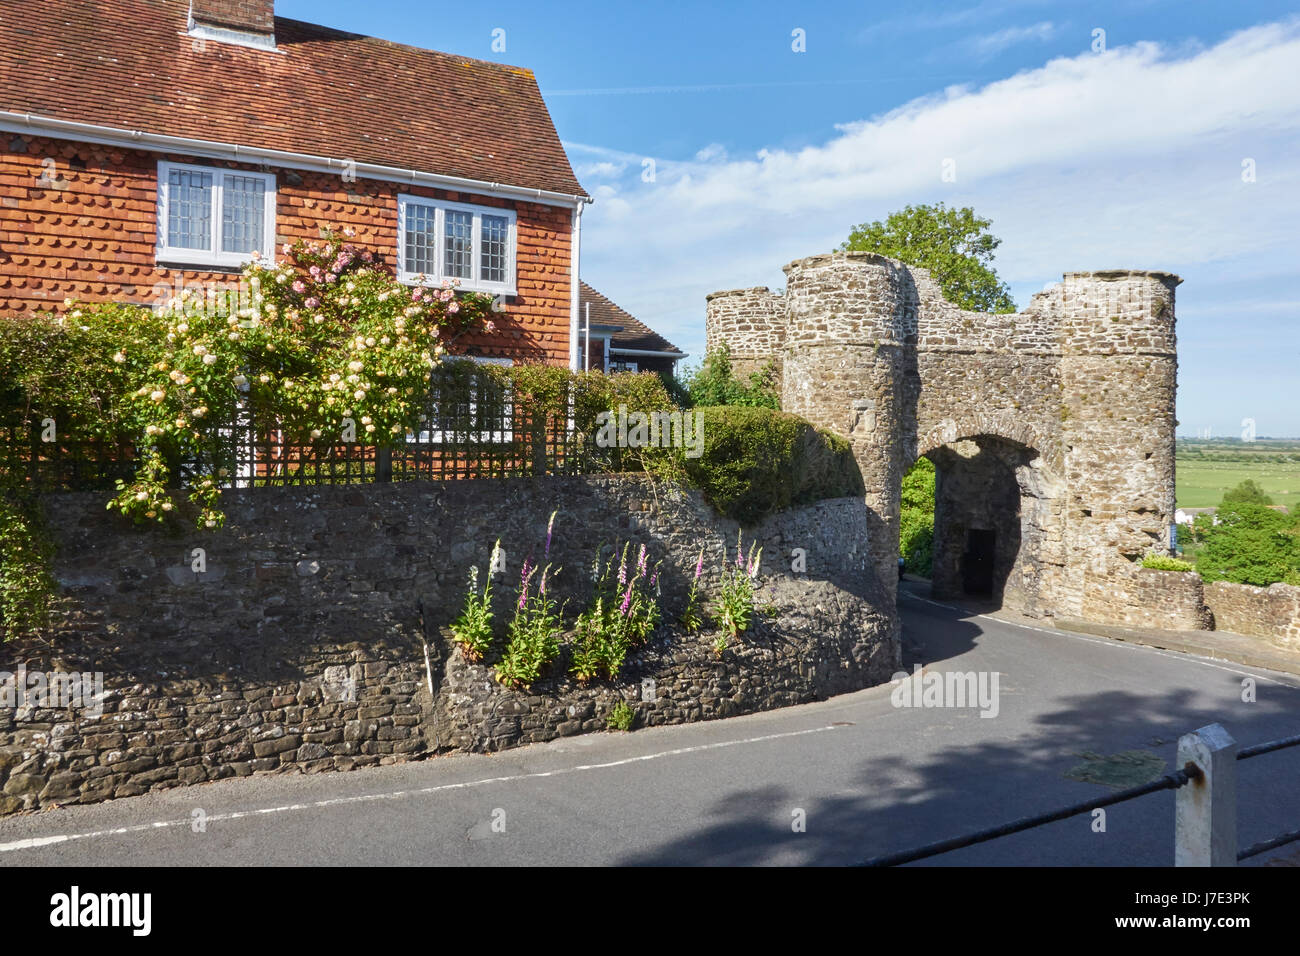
100,231 -> 495,527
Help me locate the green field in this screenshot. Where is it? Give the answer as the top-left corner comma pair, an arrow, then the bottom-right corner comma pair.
1175,439 -> 1300,509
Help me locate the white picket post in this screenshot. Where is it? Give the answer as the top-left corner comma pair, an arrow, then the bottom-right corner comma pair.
1175,723 -> 1238,866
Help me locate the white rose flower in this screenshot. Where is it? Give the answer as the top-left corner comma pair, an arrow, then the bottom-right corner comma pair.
203,353 -> 217,365
112,352 -> 126,363
354,389 -> 366,400
150,390 -> 166,403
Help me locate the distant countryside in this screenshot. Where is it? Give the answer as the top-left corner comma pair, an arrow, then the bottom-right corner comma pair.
1176,438 -> 1300,509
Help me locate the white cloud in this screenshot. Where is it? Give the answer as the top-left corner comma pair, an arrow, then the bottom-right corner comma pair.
576,160 -> 627,179
966,21 -> 1058,58
573,18 -> 1300,371
694,143 -> 728,163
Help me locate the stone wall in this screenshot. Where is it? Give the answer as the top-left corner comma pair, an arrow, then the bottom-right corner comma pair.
1077,566 -> 1212,631
707,251 -> 1198,629
0,477 -> 897,814
1204,581 -> 1300,649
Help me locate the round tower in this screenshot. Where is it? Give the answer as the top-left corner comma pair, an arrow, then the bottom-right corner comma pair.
1055,269 -> 1185,621
781,251 -> 911,598
704,287 -> 787,389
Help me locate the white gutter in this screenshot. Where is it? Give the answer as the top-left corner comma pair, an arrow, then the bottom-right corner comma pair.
569,201 -> 584,370
1,110 -> 591,210
608,348 -> 688,359
582,302 -> 590,372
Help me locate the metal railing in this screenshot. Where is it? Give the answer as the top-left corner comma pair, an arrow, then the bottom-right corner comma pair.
0,371 -> 638,493
860,723 -> 1299,867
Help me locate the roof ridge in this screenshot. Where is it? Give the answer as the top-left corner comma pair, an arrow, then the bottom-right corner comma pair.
274,15 -> 537,76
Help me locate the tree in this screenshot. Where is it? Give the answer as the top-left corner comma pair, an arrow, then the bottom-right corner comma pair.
681,342 -> 780,410
1193,503 -> 1300,586
1221,479 -> 1273,507
899,457 -> 936,576
840,203 -> 1016,313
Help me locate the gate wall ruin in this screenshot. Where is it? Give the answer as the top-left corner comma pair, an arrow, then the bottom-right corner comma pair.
706,251 -> 1203,628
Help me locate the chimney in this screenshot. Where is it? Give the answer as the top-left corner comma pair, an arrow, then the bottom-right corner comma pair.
189,1 -> 276,46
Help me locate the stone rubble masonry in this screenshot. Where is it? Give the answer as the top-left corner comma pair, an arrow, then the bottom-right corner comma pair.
706,250 -> 1203,629
705,287 -> 788,390
1204,581 -> 1300,650
0,477 -> 897,815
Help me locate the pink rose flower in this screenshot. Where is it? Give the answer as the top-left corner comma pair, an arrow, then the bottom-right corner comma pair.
292,280 -> 306,294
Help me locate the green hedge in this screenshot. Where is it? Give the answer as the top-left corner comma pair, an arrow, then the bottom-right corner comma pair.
682,406 -> 862,524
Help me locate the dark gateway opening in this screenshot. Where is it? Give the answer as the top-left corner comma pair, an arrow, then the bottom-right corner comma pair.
962,528 -> 997,596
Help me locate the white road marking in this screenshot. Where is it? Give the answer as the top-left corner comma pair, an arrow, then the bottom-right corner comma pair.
899,589 -> 1300,688
0,723 -> 847,855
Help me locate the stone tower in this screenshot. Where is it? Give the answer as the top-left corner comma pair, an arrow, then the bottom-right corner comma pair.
704,287 -> 787,389
1056,270 -> 1182,621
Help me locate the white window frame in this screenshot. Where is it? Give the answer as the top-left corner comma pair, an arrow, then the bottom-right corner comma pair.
156,161 -> 276,268
396,194 -> 517,296
609,359 -> 639,373
410,356 -> 514,444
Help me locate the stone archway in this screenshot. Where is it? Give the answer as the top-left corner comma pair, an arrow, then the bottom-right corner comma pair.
917,431 -> 1066,618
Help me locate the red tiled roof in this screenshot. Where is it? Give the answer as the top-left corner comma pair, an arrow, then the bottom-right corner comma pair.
580,282 -> 684,355
0,0 -> 586,198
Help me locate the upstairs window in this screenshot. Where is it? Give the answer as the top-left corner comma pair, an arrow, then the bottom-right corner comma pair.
157,161 -> 276,267
397,195 -> 517,296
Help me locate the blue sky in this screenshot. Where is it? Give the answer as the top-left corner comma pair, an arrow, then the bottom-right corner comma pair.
282,0 -> 1300,437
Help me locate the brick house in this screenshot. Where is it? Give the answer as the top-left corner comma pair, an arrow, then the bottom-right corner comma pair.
577,281 -> 686,378
0,0 -> 593,369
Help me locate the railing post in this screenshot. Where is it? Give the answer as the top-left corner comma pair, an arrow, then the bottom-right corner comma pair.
375,446 -> 392,483
1176,723 -> 1237,866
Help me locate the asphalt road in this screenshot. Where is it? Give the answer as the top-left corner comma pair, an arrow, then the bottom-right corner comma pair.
2,586 -> 1298,866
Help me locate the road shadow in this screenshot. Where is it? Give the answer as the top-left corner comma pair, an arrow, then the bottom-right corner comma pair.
617,663 -> 1300,866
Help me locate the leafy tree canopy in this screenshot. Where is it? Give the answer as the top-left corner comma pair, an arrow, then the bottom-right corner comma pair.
1221,479 -> 1274,507
1194,503 -> 1300,586
840,203 -> 1017,314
